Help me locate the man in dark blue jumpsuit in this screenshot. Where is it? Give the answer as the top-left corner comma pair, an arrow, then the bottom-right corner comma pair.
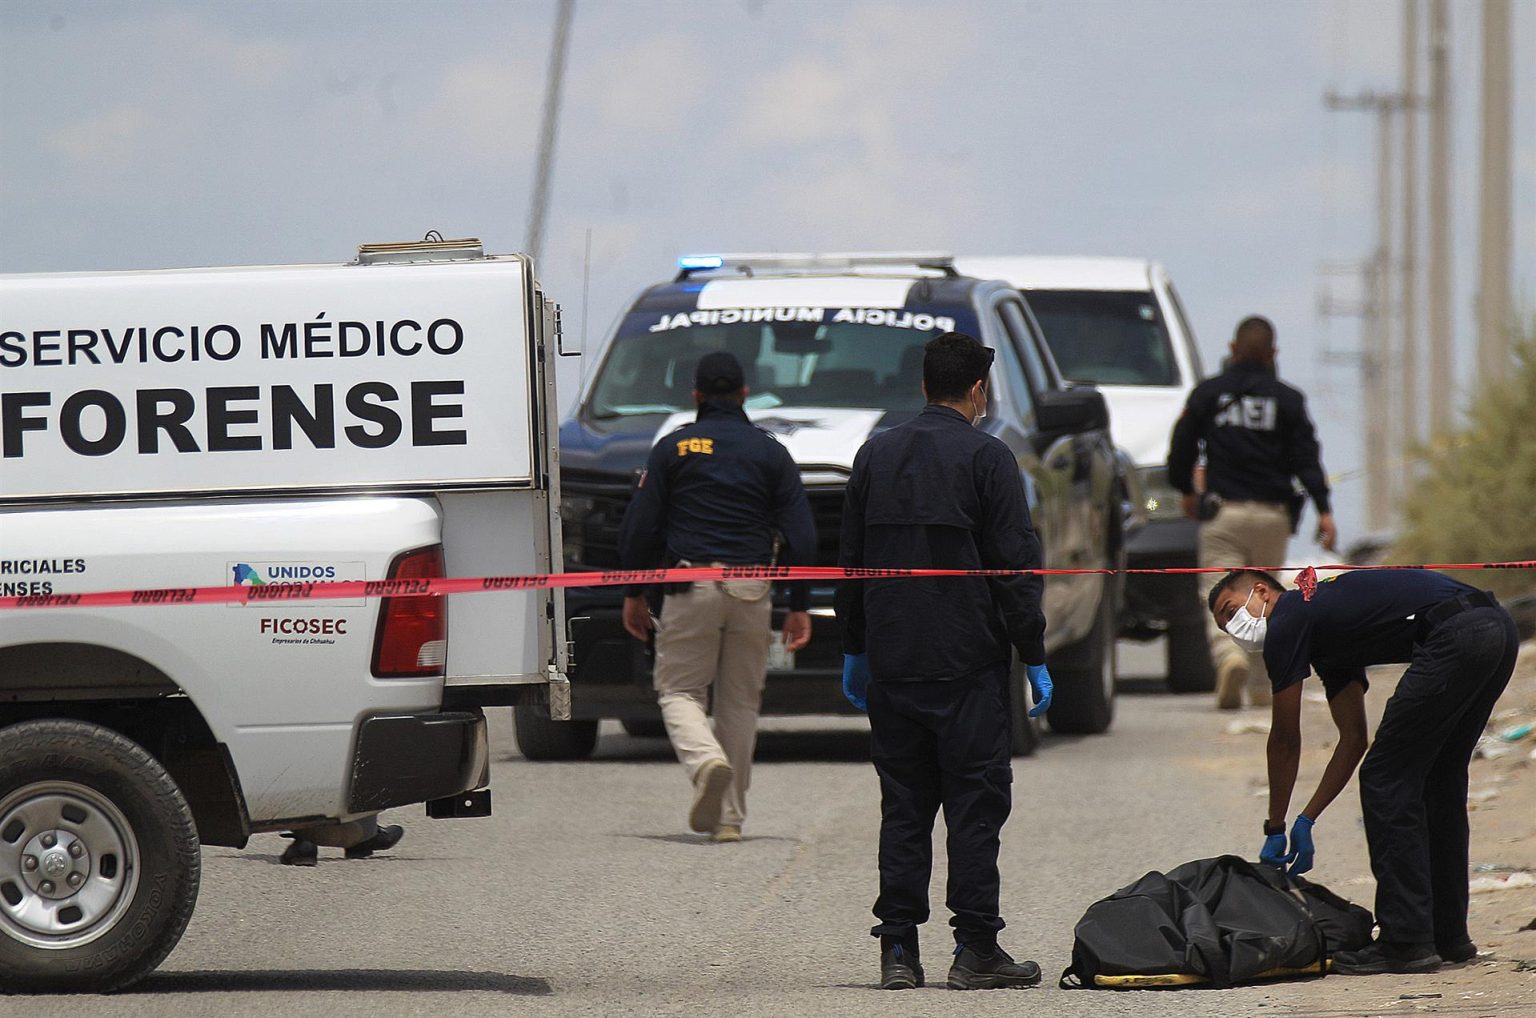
619,352 -> 816,841
1208,568 -> 1518,974
835,332 -> 1053,991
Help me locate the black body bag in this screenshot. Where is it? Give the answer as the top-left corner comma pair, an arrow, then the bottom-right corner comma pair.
1060,855 -> 1372,989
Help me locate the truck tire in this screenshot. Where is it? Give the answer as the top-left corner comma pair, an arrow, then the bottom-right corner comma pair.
1166,616 -> 1217,693
513,708 -> 599,761
620,719 -> 668,739
1046,590 -> 1117,735
0,719 -> 200,994
1006,663 -> 1041,757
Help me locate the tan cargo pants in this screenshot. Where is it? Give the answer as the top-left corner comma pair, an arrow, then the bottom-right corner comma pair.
1199,500 -> 1291,690
653,576 -> 773,829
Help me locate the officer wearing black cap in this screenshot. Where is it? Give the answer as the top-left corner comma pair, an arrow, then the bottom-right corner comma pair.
1208,567 -> 1518,975
835,332 -> 1051,991
618,351 -> 816,843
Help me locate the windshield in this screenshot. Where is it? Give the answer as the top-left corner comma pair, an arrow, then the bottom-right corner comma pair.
1024,290 -> 1180,386
587,300 -> 981,417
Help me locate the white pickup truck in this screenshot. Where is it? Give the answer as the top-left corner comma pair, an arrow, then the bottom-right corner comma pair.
0,238 -> 570,992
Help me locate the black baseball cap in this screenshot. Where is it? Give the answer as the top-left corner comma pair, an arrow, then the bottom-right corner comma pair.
694,351 -> 745,395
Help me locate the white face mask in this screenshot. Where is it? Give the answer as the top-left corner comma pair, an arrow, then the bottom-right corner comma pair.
971,385 -> 987,426
1225,588 -> 1268,652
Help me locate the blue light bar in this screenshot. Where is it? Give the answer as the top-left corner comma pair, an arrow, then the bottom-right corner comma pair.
677,255 -> 725,271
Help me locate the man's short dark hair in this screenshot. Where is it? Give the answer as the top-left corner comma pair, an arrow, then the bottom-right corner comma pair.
923,332 -> 994,402
1232,316 -> 1276,363
1207,569 -> 1286,613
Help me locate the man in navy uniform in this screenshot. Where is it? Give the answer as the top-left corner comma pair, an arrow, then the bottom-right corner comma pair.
1208,567 -> 1518,974
836,332 -> 1053,991
619,351 -> 815,843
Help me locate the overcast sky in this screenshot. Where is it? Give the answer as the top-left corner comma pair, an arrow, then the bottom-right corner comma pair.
2,0 -> 1532,549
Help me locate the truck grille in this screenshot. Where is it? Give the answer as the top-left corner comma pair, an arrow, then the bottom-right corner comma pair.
561,470 -> 633,569
804,488 -> 846,567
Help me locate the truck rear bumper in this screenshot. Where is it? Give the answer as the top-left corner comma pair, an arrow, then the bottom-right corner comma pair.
348,709 -> 489,814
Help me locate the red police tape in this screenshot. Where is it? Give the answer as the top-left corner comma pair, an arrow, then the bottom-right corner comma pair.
2,561 -> 1535,611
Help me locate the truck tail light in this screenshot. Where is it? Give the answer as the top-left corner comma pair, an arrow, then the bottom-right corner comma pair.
372,545 -> 447,678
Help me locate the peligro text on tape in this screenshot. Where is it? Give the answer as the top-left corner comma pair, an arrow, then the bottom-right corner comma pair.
1,561 -> 1534,612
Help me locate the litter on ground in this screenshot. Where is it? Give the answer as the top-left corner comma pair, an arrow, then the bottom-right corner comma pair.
1468,872 -> 1536,894
1498,723 -> 1534,743
1474,736 -> 1513,760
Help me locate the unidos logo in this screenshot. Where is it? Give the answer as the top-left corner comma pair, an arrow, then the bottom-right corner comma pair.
225,560 -> 367,607
263,564 -> 338,581
232,564 -> 266,586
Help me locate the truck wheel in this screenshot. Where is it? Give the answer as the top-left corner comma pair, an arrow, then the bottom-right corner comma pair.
0,719 -> 200,994
1166,617 -> 1217,693
1046,592 -> 1117,735
620,719 -> 667,739
1006,663 -> 1041,757
513,708 -> 599,761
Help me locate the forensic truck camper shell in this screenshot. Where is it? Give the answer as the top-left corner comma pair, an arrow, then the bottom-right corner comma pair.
0,238 -> 570,993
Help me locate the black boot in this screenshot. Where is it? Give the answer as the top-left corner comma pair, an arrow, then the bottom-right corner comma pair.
279,837 -> 317,866
1332,940 -> 1441,975
947,943 -> 1042,990
345,823 -> 404,859
879,938 -> 923,990
1436,938 -> 1477,964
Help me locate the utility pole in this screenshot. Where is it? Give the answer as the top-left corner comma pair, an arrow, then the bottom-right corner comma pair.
1477,0 -> 1513,387
1400,0 -> 1421,488
526,0 -> 576,263
1325,89 -> 1406,534
1427,0 -> 1453,440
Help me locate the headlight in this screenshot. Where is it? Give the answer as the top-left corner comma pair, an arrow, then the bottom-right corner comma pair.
560,494 -> 595,563
561,494 -> 595,518
1135,466 -> 1186,521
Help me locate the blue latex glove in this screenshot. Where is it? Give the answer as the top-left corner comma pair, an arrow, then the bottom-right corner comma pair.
1287,815 -> 1315,876
842,653 -> 870,712
1260,831 -> 1289,868
1026,663 -> 1053,717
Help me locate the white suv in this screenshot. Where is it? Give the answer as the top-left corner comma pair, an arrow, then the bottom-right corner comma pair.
954,256 -> 1213,692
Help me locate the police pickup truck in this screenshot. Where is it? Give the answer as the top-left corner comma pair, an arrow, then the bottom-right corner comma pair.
530,253 -> 1138,762
0,238 -> 569,992
956,257 -> 1213,692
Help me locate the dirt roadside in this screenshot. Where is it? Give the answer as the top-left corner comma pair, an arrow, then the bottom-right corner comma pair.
1195,641 -> 1536,1015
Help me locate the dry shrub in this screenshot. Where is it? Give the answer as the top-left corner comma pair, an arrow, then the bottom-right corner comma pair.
1395,321 -> 1536,601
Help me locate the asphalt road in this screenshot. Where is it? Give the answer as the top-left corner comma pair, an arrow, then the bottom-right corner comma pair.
12,647 -> 1536,1016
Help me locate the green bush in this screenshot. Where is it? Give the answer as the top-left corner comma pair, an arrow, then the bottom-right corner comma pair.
1396,319 -> 1536,600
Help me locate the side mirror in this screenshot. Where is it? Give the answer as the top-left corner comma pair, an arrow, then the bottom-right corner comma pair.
1036,386 -> 1109,434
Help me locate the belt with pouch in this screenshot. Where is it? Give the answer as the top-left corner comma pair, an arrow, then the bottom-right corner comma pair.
1416,590 -> 1499,641
663,559 -> 734,595
1198,493 -> 1293,522
667,560 -> 771,602
661,559 -> 700,597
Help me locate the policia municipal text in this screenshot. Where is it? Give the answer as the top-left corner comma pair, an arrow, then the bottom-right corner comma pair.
1209,568 -> 1518,975
836,332 -> 1054,992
